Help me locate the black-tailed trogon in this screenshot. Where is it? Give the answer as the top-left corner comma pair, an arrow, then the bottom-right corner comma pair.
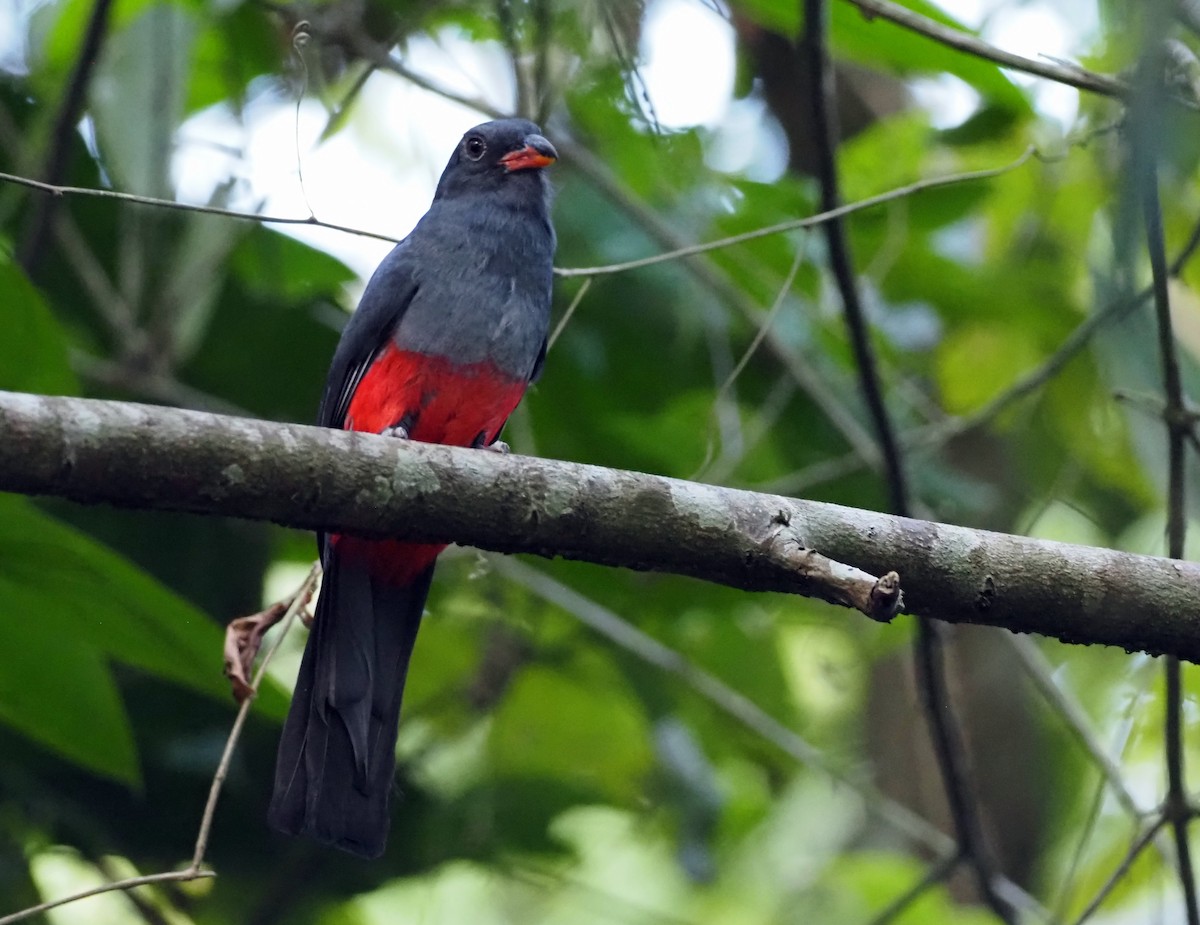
269,119 -> 557,859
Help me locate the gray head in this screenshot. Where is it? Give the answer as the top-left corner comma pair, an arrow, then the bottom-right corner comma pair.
433,119 -> 557,206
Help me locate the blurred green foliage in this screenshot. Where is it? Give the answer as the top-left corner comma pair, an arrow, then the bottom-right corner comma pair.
1,0 -> 1199,922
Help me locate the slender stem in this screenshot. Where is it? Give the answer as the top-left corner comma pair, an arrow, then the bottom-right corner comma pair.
0,871 -> 216,925
190,561 -> 318,868
804,0 -> 908,513
866,852 -> 961,925
695,246 -> 806,479
1070,817 -> 1170,925
554,149 -> 1035,279
1007,635 -> 1148,824
17,0 -> 115,271
547,277 -> 592,349
1136,12 -> 1200,917
498,558 -> 948,851
803,0 -> 1014,920
0,170 -> 403,244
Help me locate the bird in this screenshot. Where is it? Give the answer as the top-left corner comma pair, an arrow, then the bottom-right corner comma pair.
268,119 -> 557,859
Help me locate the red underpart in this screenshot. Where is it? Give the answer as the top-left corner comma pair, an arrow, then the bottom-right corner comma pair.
331,344 -> 528,586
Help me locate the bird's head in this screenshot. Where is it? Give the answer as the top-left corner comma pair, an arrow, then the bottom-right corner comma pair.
434,119 -> 558,204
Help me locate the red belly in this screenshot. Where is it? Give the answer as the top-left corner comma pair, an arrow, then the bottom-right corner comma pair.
332,344 -> 528,585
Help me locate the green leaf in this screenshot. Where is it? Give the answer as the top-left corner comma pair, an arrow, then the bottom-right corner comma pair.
89,3 -> 197,198
0,614 -> 139,784
188,5 -> 279,113
734,0 -> 1031,110
829,852 -> 999,924
831,3 -> 1030,112
935,322 -> 1043,414
0,495 -> 282,778
162,202 -> 248,364
491,663 -> 652,804
0,259 -> 78,396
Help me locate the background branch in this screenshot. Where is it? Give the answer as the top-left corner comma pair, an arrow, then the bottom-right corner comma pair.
16,0 -> 115,271
1136,22 -> 1200,919
805,0 -> 1012,919
838,0 -> 1125,97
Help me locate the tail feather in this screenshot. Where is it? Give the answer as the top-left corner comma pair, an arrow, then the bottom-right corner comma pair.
269,550 -> 432,859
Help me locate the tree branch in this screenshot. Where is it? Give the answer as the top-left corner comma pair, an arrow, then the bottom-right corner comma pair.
3,392 -> 1200,661
0,391 -> 899,622
838,0 -> 1126,98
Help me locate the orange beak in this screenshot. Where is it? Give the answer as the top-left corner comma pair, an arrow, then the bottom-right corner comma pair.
500,135 -> 558,172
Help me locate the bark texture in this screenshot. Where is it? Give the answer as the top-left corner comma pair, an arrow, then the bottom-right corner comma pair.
3,390 -> 1198,659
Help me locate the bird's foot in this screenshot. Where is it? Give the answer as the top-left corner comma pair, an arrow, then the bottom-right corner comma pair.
472,431 -> 510,454
381,424 -> 411,440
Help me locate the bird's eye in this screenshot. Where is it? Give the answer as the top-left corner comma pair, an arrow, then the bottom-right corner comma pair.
464,135 -> 487,161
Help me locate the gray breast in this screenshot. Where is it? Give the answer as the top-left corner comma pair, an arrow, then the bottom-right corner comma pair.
393,198 -> 554,380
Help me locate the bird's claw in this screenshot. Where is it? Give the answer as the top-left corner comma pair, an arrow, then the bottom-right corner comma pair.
381,424 -> 411,440
472,432 -> 510,454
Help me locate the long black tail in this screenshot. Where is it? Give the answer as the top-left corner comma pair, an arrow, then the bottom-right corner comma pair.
268,549 -> 433,858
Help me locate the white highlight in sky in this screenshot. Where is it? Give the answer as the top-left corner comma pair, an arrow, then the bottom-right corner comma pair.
910,75 -> 982,129
173,33 -> 516,282
983,3 -> 1093,125
639,0 -> 735,129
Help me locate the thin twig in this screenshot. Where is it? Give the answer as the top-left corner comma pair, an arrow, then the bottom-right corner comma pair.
495,557 -> 948,853
1150,159 -> 1199,925
554,149 -> 1035,279
498,558 -> 1052,921
289,21 -> 318,221
0,871 -> 215,925
913,622 -> 1017,922
0,170 -> 404,244
531,0 -> 552,122
1053,671 -> 1155,918
757,206 -> 1200,498
191,561 -> 318,867
547,277 -> 591,350
496,0 -> 532,118
1053,769 -> 1114,921
1007,635 -> 1148,825
804,0 -> 907,512
713,246 -> 806,408
1070,816 -> 1170,925
348,36 -> 505,119
865,852 -> 960,925
694,245 -> 806,479
0,564 -> 319,925
838,0 -> 1125,97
